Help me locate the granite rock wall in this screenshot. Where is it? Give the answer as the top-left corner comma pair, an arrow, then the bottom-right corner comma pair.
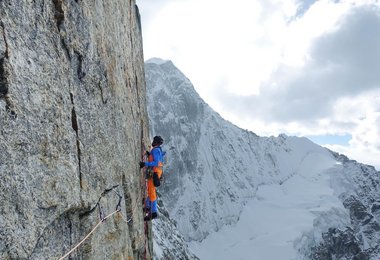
0,0 -> 150,259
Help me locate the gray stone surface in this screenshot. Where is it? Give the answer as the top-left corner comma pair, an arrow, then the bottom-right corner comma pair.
0,1 -> 151,259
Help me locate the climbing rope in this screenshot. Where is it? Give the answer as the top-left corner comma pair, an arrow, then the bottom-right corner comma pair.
59,126 -> 151,259
142,148 -> 149,260
58,209 -> 120,260
121,193 -> 142,224
119,211 -> 133,224
58,184 -> 144,260
140,126 -> 149,260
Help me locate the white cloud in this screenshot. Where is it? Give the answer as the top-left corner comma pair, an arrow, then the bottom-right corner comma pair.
138,0 -> 380,169
322,91 -> 380,170
139,0 -> 301,98
218,4 -> 380,122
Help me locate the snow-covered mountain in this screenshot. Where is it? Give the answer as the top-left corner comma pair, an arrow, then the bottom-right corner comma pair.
152,192 -> 200,260
145,58 -> 380,259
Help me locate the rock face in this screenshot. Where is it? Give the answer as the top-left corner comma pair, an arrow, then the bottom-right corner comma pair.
0,1 -> 151,259
308,154 -> 380,260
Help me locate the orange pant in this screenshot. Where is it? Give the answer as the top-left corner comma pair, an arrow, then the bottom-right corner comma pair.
147,167 -> 162,202
147,178 -> 156,201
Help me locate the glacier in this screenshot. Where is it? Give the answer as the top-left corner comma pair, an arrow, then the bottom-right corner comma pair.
145,58 -> 380,260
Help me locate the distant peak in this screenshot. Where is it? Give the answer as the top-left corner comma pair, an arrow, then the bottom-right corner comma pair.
145,57 -> 170,65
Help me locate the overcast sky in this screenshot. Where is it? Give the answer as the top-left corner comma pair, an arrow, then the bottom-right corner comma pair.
137,0 -> 380,170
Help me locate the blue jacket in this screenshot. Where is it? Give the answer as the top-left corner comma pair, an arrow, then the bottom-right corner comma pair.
145,146 -> 165,167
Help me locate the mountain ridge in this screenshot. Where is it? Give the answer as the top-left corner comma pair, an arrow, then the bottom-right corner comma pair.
145,59 -> 380,259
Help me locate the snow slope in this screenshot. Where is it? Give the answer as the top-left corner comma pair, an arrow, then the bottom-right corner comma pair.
145,58 -> 380,259
153,196 -> 199,260
190,154 -> 349,260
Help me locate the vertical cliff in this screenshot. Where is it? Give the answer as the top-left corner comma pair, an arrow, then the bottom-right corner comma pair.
0,1 -> 151,259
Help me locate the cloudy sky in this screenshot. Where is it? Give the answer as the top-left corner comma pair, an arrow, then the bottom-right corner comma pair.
137,0 -> 380,170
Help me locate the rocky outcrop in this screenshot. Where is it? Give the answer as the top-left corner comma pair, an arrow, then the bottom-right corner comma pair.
153,193 -> 200,260
0,1 -> 150,259
310,227 -> 368,260
308,155 -> 380,260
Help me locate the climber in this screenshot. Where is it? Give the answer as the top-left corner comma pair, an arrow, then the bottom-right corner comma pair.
139,136 -> 165,221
